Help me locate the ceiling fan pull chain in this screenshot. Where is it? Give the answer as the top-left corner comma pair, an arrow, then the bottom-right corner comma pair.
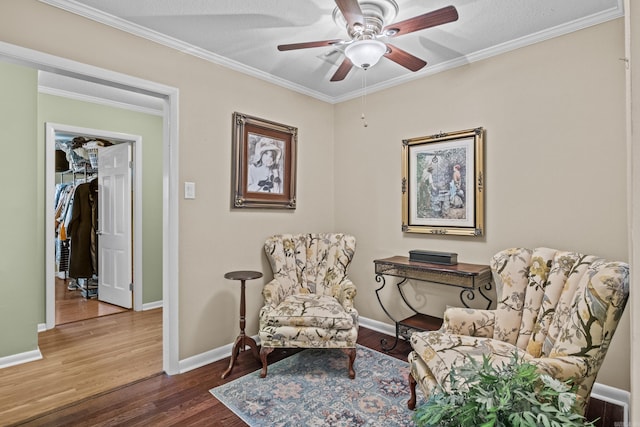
361,69 -> 368,128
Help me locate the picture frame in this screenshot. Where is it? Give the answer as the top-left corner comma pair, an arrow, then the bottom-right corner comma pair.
231,112 -> 297,209
401,127 -> 484,236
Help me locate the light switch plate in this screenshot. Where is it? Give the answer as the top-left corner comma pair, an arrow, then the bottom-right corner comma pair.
184,181 -> 196,199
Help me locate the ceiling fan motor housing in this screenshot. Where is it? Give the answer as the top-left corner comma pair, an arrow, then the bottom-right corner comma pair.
333,0 -> 399,40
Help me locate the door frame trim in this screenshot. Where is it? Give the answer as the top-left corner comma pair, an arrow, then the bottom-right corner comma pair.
0,40 -> 180,375
45,123 -> 142,316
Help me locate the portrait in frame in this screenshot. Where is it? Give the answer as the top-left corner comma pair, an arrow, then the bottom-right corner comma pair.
231,112 -> 297,209
401,127 -> 484,236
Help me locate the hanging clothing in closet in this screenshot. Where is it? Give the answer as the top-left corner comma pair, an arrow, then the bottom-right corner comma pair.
67,179 -> 98,279
54,136 -> 112,292
54,183 -> 74,275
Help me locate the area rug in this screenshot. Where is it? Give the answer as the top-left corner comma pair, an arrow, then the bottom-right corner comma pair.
209,345 -> 419,426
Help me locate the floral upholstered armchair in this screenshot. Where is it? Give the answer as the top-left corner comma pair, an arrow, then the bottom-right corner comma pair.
408,247 -> 629,414
259,233 -> 358,378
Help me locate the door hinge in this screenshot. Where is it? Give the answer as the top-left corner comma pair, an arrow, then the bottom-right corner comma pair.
129,283 -> 133,291
129,160 -> 133,169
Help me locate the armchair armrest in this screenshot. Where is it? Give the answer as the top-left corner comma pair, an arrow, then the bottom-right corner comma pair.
529,355 -> 590,413
331,278 -> 357,309
529,356 -> 588,383
262,278 -> 287,308
442,306 -> 495,337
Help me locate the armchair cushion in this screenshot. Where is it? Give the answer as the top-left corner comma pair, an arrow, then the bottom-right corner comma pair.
261,294 -> 354,329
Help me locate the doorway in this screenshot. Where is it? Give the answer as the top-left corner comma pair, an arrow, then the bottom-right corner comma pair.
1,41 -> 179,375
47,124 -> 141,325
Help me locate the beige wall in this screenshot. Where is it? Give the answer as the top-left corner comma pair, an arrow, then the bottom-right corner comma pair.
0,0 -> 630,392
334,19 -> 629,390
0,0 -> 335,360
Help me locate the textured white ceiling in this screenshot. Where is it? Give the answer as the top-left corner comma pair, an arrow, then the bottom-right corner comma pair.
40,0 -> 623,103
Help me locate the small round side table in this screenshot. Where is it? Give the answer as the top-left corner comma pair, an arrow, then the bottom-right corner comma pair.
221,270 -> 263,379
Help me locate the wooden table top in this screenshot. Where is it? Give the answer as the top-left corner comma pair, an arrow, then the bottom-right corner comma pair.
224,270 -> 263,281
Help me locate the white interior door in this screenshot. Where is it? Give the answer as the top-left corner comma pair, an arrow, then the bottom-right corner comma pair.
98,143 -> 132,308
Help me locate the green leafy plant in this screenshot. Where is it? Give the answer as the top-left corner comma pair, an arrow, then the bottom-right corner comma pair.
413,352 -> 595,427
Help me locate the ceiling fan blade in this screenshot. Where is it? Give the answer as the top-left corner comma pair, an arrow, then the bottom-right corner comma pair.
384,44 -> 427,72
330,57 -> 354,81
278,39 -> 343,51
383,5 -> 458,37
335,0 -> 364,31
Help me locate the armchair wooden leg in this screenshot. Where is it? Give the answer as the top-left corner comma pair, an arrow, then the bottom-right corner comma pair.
408,372 -> 417,410
259,346 -> 274,378
343,348 -> 356,379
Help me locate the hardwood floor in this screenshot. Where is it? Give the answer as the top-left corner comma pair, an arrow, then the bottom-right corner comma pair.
1,309 -> 162,426
55,277 -> 128,325
4,315 -> 619,426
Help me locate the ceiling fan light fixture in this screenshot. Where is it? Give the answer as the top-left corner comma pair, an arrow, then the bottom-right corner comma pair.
345,39 -> 387,69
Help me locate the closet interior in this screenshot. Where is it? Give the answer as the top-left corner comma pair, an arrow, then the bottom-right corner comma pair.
54,134 -> 111,300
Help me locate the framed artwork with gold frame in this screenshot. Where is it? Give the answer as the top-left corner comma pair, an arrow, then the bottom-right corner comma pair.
402,127 -> 484,236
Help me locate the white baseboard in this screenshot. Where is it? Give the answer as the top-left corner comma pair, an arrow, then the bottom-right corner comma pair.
178,334 -> 261,374
142,300 -> 163,311
359,316 -> 396,337
38,323 -> 47,332
0,348 -> 43,369
591,382 -> 630,424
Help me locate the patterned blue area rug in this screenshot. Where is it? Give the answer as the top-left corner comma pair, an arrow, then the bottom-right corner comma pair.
209,345 -> 418,426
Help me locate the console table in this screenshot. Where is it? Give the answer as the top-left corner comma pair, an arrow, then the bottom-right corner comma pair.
373,256 -> 493,351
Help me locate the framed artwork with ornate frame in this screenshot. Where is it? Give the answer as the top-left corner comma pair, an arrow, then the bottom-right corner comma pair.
402,127 -> 484,236
231,112 -> 297,209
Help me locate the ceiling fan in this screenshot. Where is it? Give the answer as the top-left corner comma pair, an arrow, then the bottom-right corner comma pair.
277,0 -> 459,82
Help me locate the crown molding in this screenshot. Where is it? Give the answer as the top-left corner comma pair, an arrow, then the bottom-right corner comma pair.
39,0 -> 624,105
